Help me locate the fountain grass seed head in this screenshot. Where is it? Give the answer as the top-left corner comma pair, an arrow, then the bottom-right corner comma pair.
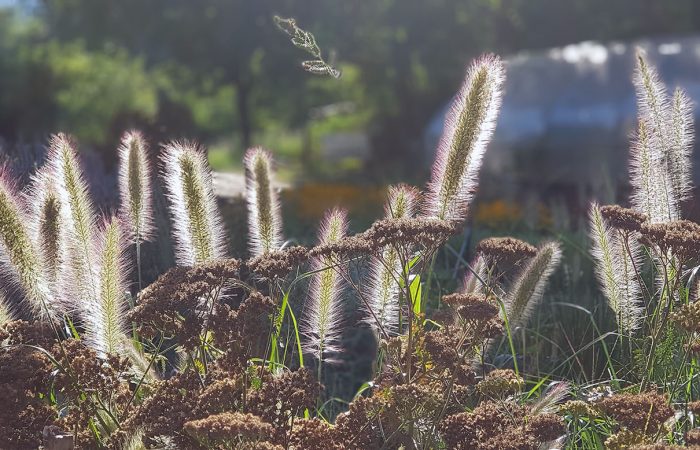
505,241 -> 561,328
588,203 -> 644,333
631,50 -> 693,222
0,167 -> 59,319
244,147 -> 283,257
87,216 -> 130,355
366,184 -> 420,335
161,141 -> 226,266
118,130 -> 154,244
45,133 -> 101,313
424,54 -> 504,221
302,207 -> 348,361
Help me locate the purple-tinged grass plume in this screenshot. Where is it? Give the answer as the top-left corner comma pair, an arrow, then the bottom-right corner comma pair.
118,130 -> 154,244
365,184 -> 419,335
86,216 -> 129,355
45,134 -> 101,312
505,241 -> 561,328
26,168 -> 65,293
0,166 -> 60,319
631,51 -> 693,223
589,203 -> 643,334
244,147 -> 283,257
424,54 -> 504,221
161,141 -> 226,266
302,208 -> 348,363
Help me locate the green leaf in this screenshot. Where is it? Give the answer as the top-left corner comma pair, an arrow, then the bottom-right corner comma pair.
410,274 -> 422,316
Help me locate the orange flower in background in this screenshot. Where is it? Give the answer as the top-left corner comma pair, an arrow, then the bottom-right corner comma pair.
282,183 -> 386,223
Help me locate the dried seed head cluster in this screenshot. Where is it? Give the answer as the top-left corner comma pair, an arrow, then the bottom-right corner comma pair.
640,220 -> 700,261
211,291 -> 276,371
597,392 -> 673,434
184,412 -> 274,445
127,259 -> 240,347
477,369 -> 524,398
442,293 -> 500,322
599,204 -> 648,232
247,245 -> 309,279
0,334 -> 55,449
440,400 -> 561,450
671,301 -> 700,333
289,419 -> 342,450
477,236 -> 537,265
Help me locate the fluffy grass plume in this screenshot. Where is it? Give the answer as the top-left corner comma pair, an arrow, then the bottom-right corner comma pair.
669,87 -> 694,205
631,51 -> 693,222
302,208 -> 348,361
463,255 -> 487,295
0,167 -> 58,319
244,147 -> 283,257
118,130 -> 154,244
366,184 -> 419,334
424,54 -> 504,221
87,216 -> 129,355
161,141 -> 226,265
588,203 -> 643,333
0,291 -> 14,325
505,241 -> 562,328
46,133 -> 101,310
27,168 -> 64,289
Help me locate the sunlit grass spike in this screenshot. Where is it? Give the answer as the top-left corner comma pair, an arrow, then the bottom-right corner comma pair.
302,208 -> 348,362
88,216 -> 129,355
424,54 -> 504,221
244,147 -> 283,257
118,130 -> 154,244
161,141 -> 227,265
366,185 -> 419,334
0,168 -> 58,319
505,241 -> 562,328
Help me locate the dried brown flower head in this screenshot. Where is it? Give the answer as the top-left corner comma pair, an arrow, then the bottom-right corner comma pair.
477,369 -> 524,398
604,429 -> 651,450
247,245 -> 309,279
184,412 -> 273,445
127,259 -> 241,348
527,413 -> 564,442
640,220 -> 700,261
600,205 -> 648,232
558,400 -> 596,417
289,419 -> 342,450
440,401 -> 536,450
476,237 -> 537,265
671,301 -> 700,333
442,293 -> 499,322
687,428 -> 700,446
597,392 -> 673,434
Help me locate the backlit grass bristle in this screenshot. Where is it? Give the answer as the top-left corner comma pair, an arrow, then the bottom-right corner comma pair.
244,147 -> 283,257
0,167 -> 58,319
87,216 -> 129,355
118,130 -> 154,244
589,203 -> 643,333
631,50 -> 693,222
302,208 -> 348,361
366,185 -> 419,334
161,141 -> 227,265
424,54 -> 504,221
46,133 -> 100,310
505,241 -> 561,328
0,291 -> 14,326
26,168 -> 65,290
